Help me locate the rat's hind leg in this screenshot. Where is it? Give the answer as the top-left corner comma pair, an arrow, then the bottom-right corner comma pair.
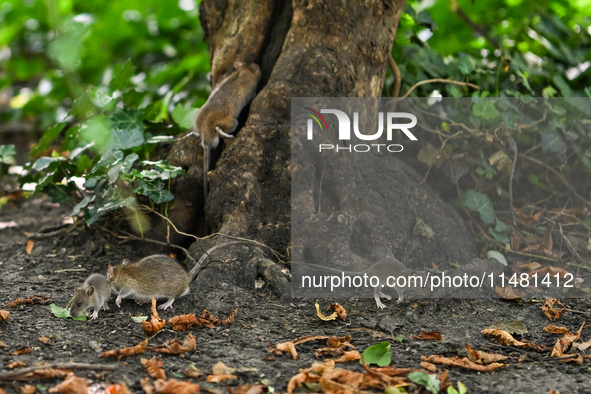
373,286 -> 387,309
158,298 -> 175,310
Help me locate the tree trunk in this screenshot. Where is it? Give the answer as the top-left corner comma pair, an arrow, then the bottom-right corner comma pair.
164,0 -> 484,299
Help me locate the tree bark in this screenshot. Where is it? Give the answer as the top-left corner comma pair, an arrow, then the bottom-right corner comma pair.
164,0 -> 482,298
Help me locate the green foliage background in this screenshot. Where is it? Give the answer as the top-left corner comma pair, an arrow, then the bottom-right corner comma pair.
0,0 -> 590,250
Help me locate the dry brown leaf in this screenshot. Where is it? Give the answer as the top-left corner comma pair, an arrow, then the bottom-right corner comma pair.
315,302 -> 337,321
227,384 -> 266,394
574,337 -> 591,351
153,378 -> 200,394
20,385 -> 36,394
520,339 -> 550,352
183,364 -> 206,380
531,266 -> 570,280
8,361 -> 27,368
509,231 -> 522,251
0,340 -> 8,347
272,341 -> 298,360
38,336 -> 50,345
560,354 -> 584,365
420,361 -> 438,372
13,347 -> 33,355
514,261 -> 542,271
48,372 -> 89,394
101,338 -> 150,360
328,303 -> 347,320
140,377 -> 154,394
413,331 -> 443,341
206,374 -> 237,382
481,329 -> 527,347
168,308 -> 238,331
544,325 -> 571,335
105,383 -> 132,394
547,322 -> 584,357
422,355 -> 506,371
168,314 -> 200,331
494,285 -> 526,300
316,347 -> 345,358
141,356 -> 166,380
515,210 -> 542,226
26,240 -> 34,254
10,368 -> 68,381
0,310 -> 10,322
211,361 -> 234,375
326,335 -> 354,349
541,299 -> 566,321
333,350 -> 361,363
143,298 -> 166,336
5,295 -> 51,308
465,344 -> 509,364
0,389 -> 5,394
146,333 -> 196,355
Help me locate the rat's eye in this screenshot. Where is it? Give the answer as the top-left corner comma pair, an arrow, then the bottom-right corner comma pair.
77,303 -> 83,307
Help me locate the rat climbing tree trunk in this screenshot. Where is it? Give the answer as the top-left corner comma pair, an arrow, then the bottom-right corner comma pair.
164,0 -> 482,299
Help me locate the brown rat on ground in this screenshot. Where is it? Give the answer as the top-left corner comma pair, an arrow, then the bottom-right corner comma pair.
69,274 -> 111,319
107,241 -> 258,310
194,61 -> 261,201
297,258 -> 427,308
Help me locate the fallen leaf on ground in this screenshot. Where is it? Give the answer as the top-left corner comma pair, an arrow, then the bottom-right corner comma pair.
422,355 -> 506,371
143,298 -> 166,336
12,347 -> 33,355
481,329 -> 526,347
8,368 -> 68,381
420,362 -> 438,372
0,340 -> 7,347
494,285 -> 526,300
541,299 -> 566,321
0,310 -> 9,322
48,372 -> 89,394
146,333 -> 196,355
141,356 -> 166,380
153,378 -> 200,394
206,374 -> 237,383
328,303 -> 347,320
333,350 -> 361,363
183,364 -> 206,380
465,344 -> 509,364
326,335 -> 354,349
270,341 -> 298,360
227,384 -> 266,394
140,377 -> 154,394
106,382 -> 132,394
8,361 -> 26,368
315,302 -> 337,321
413,331 -> 443,341
574,337 -> 591,351
545,322 -> 585,357
26,240 -> 34,254
5,295 -> 51,307
515,210 -> 542,226
559,354 -> 584,365
20,384 -> 36,394
169,308 -> 238,331
211,361 -> 235,375
101,338 -> 150,360
38,336 -> 50,344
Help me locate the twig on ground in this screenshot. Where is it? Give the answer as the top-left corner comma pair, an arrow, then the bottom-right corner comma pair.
0,363 -> 117,381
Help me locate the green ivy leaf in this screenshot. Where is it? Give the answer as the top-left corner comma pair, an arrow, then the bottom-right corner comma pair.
361,341 -> 391,367
110,59 -> 136,92
457,189 -> 495,224
489,219 -> 510,244
540,130 -> 565,153
472,99 -> 500,120
407,371 -> 440,394
29,123 -> 66,157
487,250 -> 507,266
50,303 -> 87,321
172,104 -> 199,130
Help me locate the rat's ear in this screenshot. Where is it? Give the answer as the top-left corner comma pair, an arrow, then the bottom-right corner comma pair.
122,258 -> 131,266
107,265 -> 114,278
87,286 -> 95,297
249,63 -> 260,73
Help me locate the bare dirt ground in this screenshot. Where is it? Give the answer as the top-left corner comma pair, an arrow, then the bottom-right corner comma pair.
1,197 -> 591,393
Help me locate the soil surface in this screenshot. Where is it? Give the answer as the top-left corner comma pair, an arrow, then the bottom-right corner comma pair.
1,198 -> 591,394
